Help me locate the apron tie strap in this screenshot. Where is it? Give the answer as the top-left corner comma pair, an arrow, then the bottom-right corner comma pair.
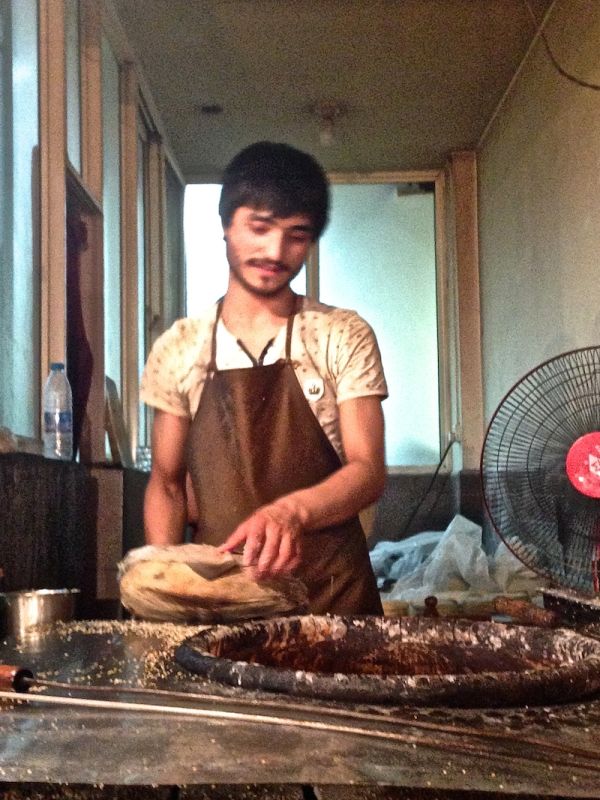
284,295 -> 298,362
207,300 -> 223,374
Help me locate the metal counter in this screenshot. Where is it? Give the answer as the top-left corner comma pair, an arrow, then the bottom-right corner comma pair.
1,619 -> 600,797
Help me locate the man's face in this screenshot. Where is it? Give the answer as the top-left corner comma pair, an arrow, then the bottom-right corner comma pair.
223,206 -> 314,298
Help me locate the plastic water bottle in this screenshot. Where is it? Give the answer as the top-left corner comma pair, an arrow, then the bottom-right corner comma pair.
42,362 -> 73,461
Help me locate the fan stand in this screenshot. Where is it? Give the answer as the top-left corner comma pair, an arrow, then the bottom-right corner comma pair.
481,347 -> 600,624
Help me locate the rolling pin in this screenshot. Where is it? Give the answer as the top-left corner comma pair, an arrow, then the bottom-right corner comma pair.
493,596 -> 560,627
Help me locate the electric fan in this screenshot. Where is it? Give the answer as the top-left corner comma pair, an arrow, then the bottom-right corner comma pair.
481,346 -> 600,599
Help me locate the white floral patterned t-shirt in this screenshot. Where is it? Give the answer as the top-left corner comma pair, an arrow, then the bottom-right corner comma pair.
140,296 -> 388,461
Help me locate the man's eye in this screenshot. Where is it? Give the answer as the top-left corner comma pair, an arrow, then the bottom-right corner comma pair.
250,224 -> 269,235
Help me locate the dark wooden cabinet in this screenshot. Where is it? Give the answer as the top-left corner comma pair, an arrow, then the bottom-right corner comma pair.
0,454 -> 147,619
0,453 -> 93,594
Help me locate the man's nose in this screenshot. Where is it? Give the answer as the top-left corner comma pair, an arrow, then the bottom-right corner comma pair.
262,230 -> 285,261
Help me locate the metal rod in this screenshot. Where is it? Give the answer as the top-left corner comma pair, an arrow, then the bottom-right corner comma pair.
0,686 -> 440,739
10,672 -> 600,768
1,690 -> 599,774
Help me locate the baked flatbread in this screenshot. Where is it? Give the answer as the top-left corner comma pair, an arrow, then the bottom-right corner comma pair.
119,544 -> 308,623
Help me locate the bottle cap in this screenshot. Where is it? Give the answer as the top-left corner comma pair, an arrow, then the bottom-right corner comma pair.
50,362 -> 65,370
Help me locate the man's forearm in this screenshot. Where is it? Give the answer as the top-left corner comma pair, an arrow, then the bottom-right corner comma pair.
218,460 -> 385,573
143,473 -> 187,544
272,459 -> 385,533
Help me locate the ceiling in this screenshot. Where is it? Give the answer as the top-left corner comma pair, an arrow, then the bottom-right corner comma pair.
112,0 -> 555,180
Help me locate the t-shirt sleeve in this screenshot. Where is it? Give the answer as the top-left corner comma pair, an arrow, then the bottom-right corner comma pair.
139,321 -> 192,418
332,312 -> 388,404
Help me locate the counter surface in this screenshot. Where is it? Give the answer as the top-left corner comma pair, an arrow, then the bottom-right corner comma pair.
1,619 -> 600,796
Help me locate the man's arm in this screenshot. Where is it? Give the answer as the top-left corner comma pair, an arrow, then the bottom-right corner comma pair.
218,395 -> 386,574
144,409 -> 191,544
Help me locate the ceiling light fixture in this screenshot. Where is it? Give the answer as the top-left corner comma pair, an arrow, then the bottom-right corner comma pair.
199,103 -> 223,115
309,101 -> 348,147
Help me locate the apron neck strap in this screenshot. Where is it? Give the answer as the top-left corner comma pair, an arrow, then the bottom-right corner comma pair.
210,294 -> 299,369
284,296 -> 299,361
208,300 -> 222,373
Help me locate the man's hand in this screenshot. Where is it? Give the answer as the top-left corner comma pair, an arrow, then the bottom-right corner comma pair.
218,503 -> 304,577
218,397 -> 385,577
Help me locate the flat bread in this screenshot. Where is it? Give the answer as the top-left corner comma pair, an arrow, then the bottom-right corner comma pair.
119,545 -> 308,623
118,543 -> 238,581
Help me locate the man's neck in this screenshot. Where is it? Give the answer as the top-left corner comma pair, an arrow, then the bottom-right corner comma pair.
222,285 -> 296,328
220,286 -> 298,353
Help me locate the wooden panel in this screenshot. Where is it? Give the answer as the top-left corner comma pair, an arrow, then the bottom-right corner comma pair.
92,467 -> 124,600
81,208 -> 106,464
146,134 -> 166,349
63,163 -> 106,464
449,151 -> 484,470
39,0 -> 67,374
119,63 -> 140,455
90,465 -> 148,602
80,0 -> 103,202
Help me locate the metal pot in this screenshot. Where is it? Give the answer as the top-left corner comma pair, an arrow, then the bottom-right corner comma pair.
0,589 -> 80,638
542,587 -> 600,624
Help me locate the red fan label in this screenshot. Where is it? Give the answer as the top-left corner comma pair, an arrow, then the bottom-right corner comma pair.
566,432 -> 600,498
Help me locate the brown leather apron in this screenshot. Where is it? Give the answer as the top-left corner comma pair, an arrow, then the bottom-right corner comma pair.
185,301 -> 382,615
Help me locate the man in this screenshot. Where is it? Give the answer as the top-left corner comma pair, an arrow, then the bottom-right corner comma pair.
141,141 -> 387,615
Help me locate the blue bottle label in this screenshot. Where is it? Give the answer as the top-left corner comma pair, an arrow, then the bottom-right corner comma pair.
44,411 -> 73,433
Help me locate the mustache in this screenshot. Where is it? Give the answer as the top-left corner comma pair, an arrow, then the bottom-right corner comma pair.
247,259 -> 287,271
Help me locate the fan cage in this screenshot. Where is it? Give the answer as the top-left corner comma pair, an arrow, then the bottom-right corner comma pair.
481,346 -> 600,594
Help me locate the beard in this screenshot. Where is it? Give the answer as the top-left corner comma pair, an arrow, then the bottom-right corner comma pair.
227,252 -> 304,299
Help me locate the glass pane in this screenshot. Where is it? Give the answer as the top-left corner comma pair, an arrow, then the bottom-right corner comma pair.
102,35 -> 121,394
65,0 -> 81,173
185,184 -> 227,314
163,161 -> 184,327
137,132 -> 147,446
319,184 -> 440,467
0,0 -> 40,438
184,184 -> 306,316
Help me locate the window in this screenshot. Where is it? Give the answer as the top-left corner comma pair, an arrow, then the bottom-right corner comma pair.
65,0 -> 81,174
0,0 -> 40,438
102,34 -> 121,395
185,184 -> 227,306
320,183 -> 440,466
136,122 -> 149,447
1,0 -> 178,461
163,160 -> 185,328
184,176 -> 446,468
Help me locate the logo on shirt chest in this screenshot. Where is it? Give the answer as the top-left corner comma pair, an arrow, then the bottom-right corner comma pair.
302,377 -> 324,401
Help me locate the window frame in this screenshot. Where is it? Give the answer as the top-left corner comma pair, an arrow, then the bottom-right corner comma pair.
103,4 -> 186,460
327,169 -> 451,473
39,0 -> 68,388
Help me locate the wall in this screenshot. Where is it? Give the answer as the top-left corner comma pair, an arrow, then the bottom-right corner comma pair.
478,0 -> 600,422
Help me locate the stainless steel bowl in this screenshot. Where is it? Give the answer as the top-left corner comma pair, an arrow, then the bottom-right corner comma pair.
0,588 -> 80,638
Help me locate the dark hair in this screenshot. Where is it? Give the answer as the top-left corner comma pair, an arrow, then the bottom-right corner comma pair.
219,141 -> 329,239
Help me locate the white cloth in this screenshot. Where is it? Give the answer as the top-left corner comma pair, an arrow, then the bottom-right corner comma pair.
140,296 -> 388,460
